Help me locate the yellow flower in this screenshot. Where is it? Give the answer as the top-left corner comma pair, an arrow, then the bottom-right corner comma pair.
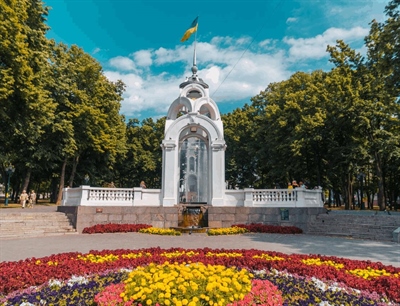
121,262 -> 252,305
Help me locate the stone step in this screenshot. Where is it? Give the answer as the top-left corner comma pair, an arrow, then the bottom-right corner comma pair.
0,220 -> 72,227
0,225 -> 75,232
0,211 -> 76,239
0,231 -> 78,239
314,217 -> 398,225
306,213 -> 400,241
0,213 -> 69,220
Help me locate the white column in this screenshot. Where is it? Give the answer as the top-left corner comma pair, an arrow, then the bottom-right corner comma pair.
61,187 -> 69,206
244,188 -> 254,207
80,185 -> 90,205
210,140 -> 226,206
161,139 -> 178,206
133,187 -> 143,206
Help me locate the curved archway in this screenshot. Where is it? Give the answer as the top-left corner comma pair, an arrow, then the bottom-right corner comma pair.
166,97 -> 193,120
178,136 -> 208,204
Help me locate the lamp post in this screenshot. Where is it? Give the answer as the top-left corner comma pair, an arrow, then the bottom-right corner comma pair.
4,165 -> 15,206
357,172 -> 366,210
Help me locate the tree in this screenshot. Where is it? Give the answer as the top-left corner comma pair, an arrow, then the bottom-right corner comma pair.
114,117 -> 164,188
0,0 -> 56,192
45,43 -> 126,204
251,71 -> 330,190
365,0 -> 400,209
366,0 -> 400,96
222,105 -> 260,189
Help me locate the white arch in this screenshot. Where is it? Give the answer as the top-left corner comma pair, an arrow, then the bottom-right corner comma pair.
166,97 -> 193,120
165,114 -> 223,142
181,84 -> 208,99
195,98 -> 220,120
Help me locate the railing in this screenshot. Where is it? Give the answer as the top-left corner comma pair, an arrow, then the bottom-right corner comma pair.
247,188 -> 323,207
245,188 -> 324,207
89,188 -> 134,202
62,186 -> 323,207
252,190 -> 296,203
61,186 -> 162,206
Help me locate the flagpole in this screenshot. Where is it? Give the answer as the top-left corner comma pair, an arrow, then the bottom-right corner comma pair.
192,27 -> 197,75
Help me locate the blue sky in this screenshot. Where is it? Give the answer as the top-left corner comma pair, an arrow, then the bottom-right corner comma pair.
44,0 -> 389,120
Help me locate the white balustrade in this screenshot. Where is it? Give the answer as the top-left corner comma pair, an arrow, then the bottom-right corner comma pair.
89,188 -> 134,202
247,188 -> 322,207
62,186 -> 138,206
62,186 -> 323,207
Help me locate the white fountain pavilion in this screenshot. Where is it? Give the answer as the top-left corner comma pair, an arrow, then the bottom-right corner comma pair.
59,58 -> 324,233
62,65 -> 323,209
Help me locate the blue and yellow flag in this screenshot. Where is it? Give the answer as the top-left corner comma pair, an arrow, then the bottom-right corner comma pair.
180,17 -> 198,42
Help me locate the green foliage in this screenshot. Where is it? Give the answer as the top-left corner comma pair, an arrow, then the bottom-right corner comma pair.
248,71 -> 330,188
0,0 -> 55,168
223,104 -> 260,188
0,1 -> 126,199
225,27 -> 400,208
114,117 -> 164,188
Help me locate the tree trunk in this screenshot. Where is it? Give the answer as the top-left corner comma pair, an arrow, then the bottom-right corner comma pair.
344,174 -> 352,210
22,168 -> 31,192
56,158 -> 68,206
374,152 -> 385,210
50,178 -> 57,202
68,154 -> 80,187
328,189 -> 332,208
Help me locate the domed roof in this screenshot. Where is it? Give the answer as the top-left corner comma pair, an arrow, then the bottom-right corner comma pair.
179,65 -> 209,89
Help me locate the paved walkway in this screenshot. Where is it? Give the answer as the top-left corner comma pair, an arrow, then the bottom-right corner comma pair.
0,205 -> 399,267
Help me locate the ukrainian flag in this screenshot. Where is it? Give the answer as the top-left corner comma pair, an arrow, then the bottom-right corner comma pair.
180,17 -> 198,42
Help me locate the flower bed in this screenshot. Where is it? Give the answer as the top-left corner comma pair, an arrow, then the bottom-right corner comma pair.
234,223 -> 303,234
139,228 -> 182,236
82,223 -> 303,235
0,248 -> 399,305
208,226 -> 249,235
82,224 -> 151,234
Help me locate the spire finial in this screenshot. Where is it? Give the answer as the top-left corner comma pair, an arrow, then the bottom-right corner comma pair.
191,65 -> 198,76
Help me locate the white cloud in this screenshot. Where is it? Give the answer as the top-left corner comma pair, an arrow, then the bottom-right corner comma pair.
103,0 -> 386,120
131,50 -> 153,67
105,69 -> 184,117
286,17 -> 297,24
324,0 -> 388,27
205,66 -> 220,84
104,38 -> 290,118
109,56 -> 136,71
92,47 -> 101,55
284,26 -> 369,60
154,47 -> 185,65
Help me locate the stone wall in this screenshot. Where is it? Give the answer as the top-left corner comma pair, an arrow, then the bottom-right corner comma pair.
207,207 -> 324,233
58,206 -> 177,233
57,206 -> 399,242
58,205 -> 325,234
